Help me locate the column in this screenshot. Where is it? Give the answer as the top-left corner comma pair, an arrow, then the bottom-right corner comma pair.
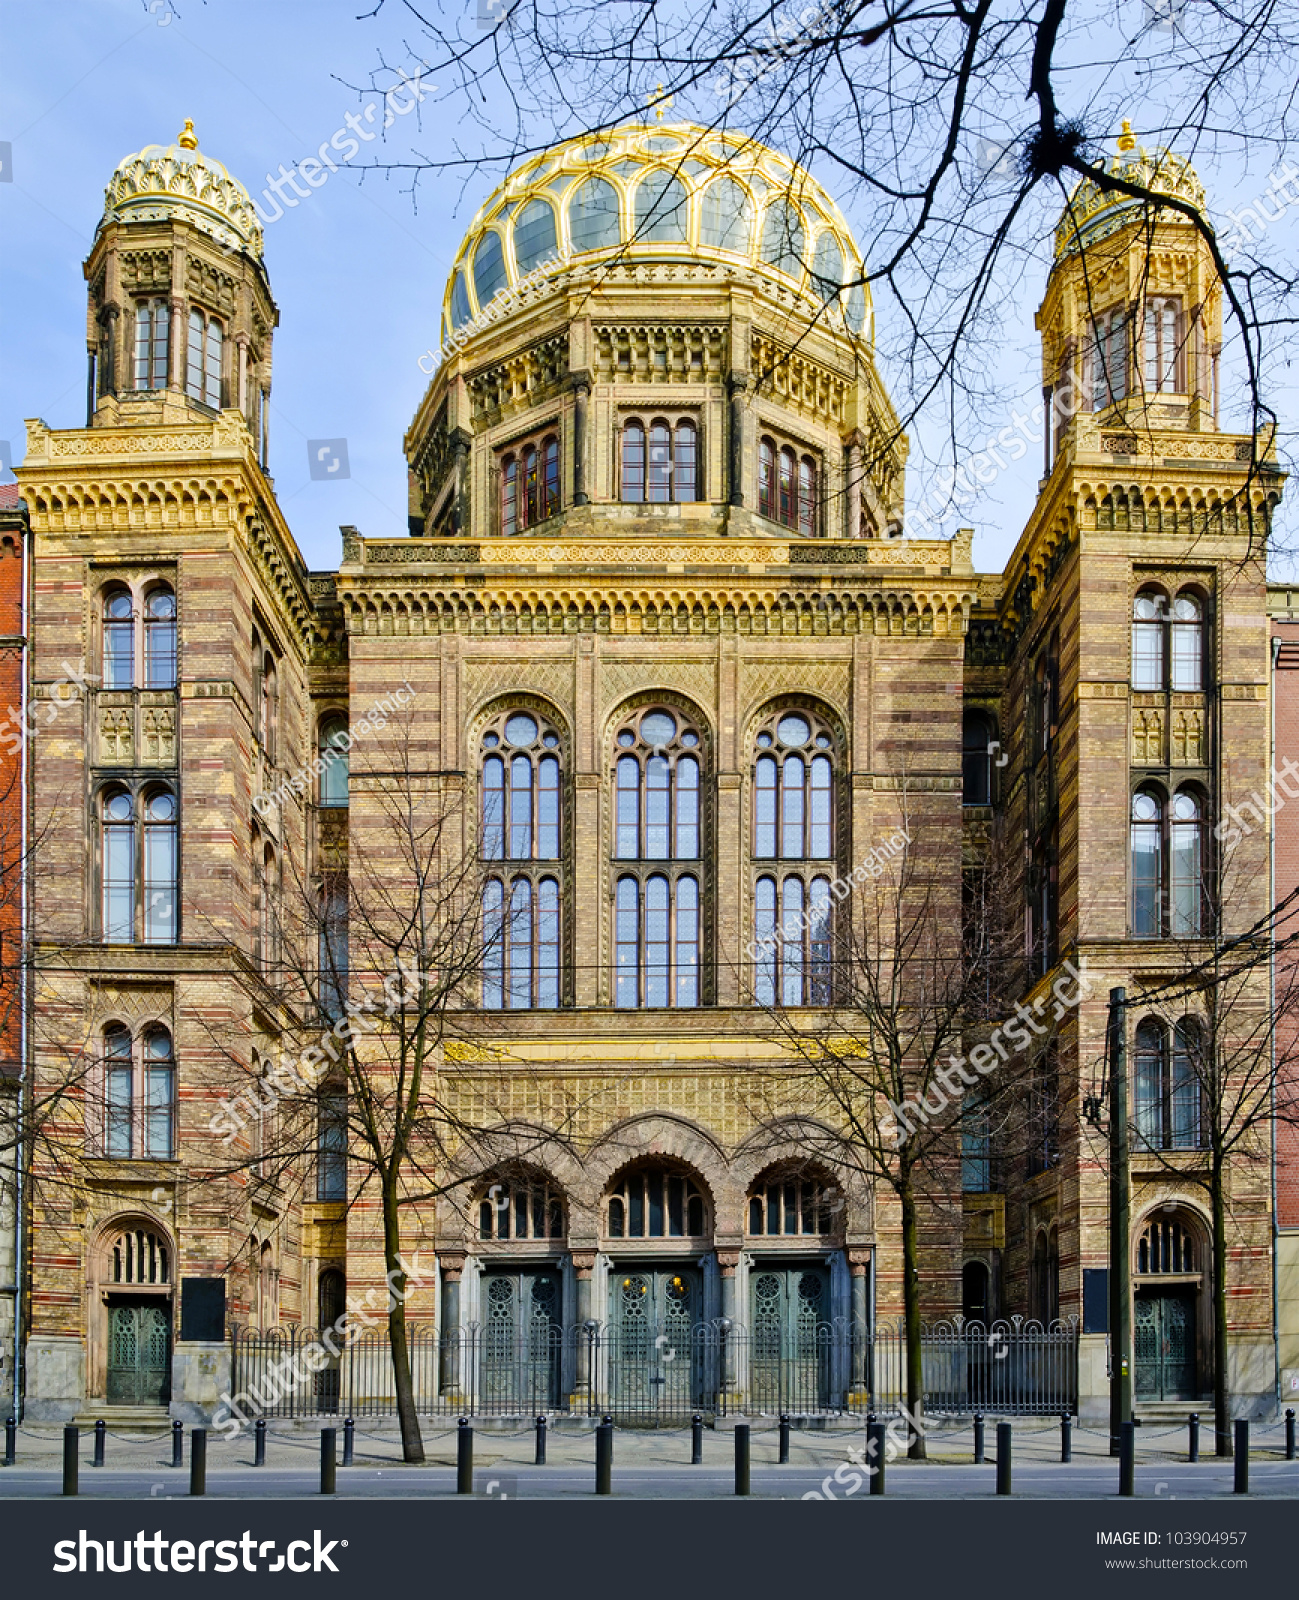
849,1248 -> 871,1397
717,1251 -> 739,1399
438,1253 -> 465,1396
236,332 -> 250,417
845,435 -> 863,539
572,1252 -> 595,1403
170,297 -> 187,392
728,379 -> 747,507
572,375 -> 590,506
451,429 -> 472,536
102,305 -> 120,397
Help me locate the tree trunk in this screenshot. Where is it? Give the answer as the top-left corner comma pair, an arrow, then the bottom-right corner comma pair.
899,1168 -> 927,1459
1211,1160 -> 1230,1458
383,1181 -> 426,1464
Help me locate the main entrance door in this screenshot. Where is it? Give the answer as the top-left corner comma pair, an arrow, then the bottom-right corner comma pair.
750,1265 -> 834,1411
606,1268 -> 703,1422
106,1301 -> 171,1406
1135,1290 -> 1197,1400
478,1268 -> 563,1413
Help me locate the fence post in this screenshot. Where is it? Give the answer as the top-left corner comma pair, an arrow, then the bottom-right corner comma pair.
584,1322 -> 598,1418
778,1413 -> 790,1465
691,1413 -> 703,1465
1287,1408 -> 1295,1462
3,1416 -> 14,1467
457,1417 -> 473,1495
535,1414 -> 547,1466
343,1418 -> 354,1468
189,1429 -> 206,1497
62,1426 -> 78,1497
867,1419 -> 886,1495
734,1423 -> 750,1496
1060,1411 -> 1072,1463
973,1412 -> 985,1464
1188,1412 -> 1199,1463
320,1428 -> 336,1495
93,1419 -> 106,1468
1234,1419 -> 1249,1495
995,1422 -> 1012,1496
595,1414 -> 613,1495
1119,1420 -> 1135,1497
171,1418 -> 183,1469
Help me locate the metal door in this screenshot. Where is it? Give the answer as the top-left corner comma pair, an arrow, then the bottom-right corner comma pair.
479,1269 -> 563,1412
750,1266 -> 833,1411
607,1268 -> 702,1421
106,1301 -> 171,1406
1135,1291 -> 1196,1400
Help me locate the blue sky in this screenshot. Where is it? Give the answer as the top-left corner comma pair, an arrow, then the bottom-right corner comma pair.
2,0 -> 1295,575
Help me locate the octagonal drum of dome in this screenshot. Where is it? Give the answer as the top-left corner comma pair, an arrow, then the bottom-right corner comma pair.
442,122 -> 871,350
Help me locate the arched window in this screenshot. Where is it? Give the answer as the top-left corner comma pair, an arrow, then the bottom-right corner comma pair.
318,1268 -> 346,1331
473,230 -> 508,309
1171,593 -> 1203,690
746,1168 -> 840,1235
1170,790 -> 1204,934
483,874 -> 561,1009
1133,587 -> 1207,691
319,873 -> 348,1021
260,842 -> 276,968
1087,306 -> 1127,407
142,789 -> 177,945
759,437 -> 774,520
1143,296 -> 1183,393
501,434 -> 560,533
811,232 -> 844,304
620,416 -> 698,503
319,717 -> 350,807
186,308 -> 223,407
962,1260 -> 991,1324
513,197 -> 558,274
760,201 -> 805,277
567,176 -> 622,251
101,785 -> 178,945
607,1165 -> 707,1239
317,1090 -> 347,1201
1131,789 -> 1163,937
109,1225 -> 171,1284
700,177 -> 751,251
963,709 -> 995,805
477,1177 -> 565,1241
758,435 -> 819,533
616,873 -> 699,1008
134,299 -> 170,390
103,790 -> 136,942
1136,1017 -> 1203,1149
143,588 -> 176,689
101,1025 -> 175,1160
634,170 -> 688,242
1132,786 -> 1207,938
258,651 -> 277,758
753,873 -> 832,1006
103,590 -> 135,688
1132,589 -> 1166,689
1137,1211 -> 1197,1273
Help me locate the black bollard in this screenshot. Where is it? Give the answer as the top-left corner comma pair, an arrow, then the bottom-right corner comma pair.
1287,1408 -> 1295,1462
1119,1420 -> 1135,1497
253,1417 -> 266,1467
734,1423 -> 751,1496
535,1414 -> 547,1466
93,1419 -> 105,1468
1234,1419 -> 1249,1495
995,1422 -> 1012,1496
973,1412 -> 985,1464
691,1412 -> 703,1465
3,1416 -> 14,1467
171,1418 -> 183,1469
595,1415 -> 613,1495
62,1426 -> 78,1497
1060,1411 -> 1072,1464
343,1418 -> 354,1468
320,1428 -> 336,1495
457,1418 -> 473,1495
1188,1412 -> 1199,1463
867,1419 -> 886,1494
189,1428 -> 206,1497
778,1412 -> 790,1465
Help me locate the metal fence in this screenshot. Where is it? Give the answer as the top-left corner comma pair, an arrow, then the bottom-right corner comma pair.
228,1317 -> 1077,1424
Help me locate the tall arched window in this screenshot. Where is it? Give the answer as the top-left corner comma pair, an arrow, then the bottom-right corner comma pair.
477,1177 -> 565,1241
1135,1017 -> 1203,1149
501,434 -> 561,533
186,309 -> 223,407
612,704 -> 705,1008
567,175 -> 622,251
319,716 -> 350,807
760,201 -> 805,277
318,1268 -> 347,1331
103,590 -> 135,688
260,842 -> 277,968
746,1166 -> 840,1236
317,1090 -> 347,1201
700,177 -> 751,251
1132,786 -> 1207,938
100,1024 -> 175,1160
480,709 -> 564,1008
1132,589 -> 1167,690
1087,306 -> 1128,407
102,785 -> 179,945
258,652 -> 278,759
963,709 -> 996,805
751,709 -> 836,1005
103,790 -> 136,942
134,299 -> 170,390
142,789 -> 178,944
1171,593 -> 1203,690
758,435 -> 819,534
104,1024 -> 134,1158
620,416 -> 698,503
633,170 -> 688,242
143,588 -> 176,689
607,1165 -> 707,1239
1133,587 -> 1207,691
1143,296 -> 1183,393
1131,789 -> 1163,937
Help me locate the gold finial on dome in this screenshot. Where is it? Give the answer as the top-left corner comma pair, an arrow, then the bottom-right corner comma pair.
648,84 -> 675,122
177,119 -> 198,151
1117,119 -> 1136,152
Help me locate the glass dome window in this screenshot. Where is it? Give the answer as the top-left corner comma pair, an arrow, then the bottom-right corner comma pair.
568,176 -> 622,251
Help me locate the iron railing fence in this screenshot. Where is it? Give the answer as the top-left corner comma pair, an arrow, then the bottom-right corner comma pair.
228,1317 -> 1078,1424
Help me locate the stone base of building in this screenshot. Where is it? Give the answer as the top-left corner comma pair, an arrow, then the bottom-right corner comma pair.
23,1335 -> 84,1422
170,1339 -> 232,1425
1076,1331 -> 1278,1422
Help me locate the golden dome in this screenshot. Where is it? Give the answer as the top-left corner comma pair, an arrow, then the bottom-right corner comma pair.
99,122 -> 264,258
1054,128 -> 1206,259
442,121 -> 871,346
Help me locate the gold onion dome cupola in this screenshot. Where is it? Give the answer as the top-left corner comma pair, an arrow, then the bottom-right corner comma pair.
1054,119 -> 1207,259
98,119 -> 264,258
442,120 -> 872,348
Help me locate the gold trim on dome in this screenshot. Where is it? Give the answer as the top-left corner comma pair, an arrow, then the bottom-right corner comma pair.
1054,141 -> 1206,260
100,130 -> 264,257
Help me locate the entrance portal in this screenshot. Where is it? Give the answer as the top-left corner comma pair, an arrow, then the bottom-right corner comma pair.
606,1267 -> 703,1421
1135,1290 -> 1196,1400
106,1301 -> 171,1406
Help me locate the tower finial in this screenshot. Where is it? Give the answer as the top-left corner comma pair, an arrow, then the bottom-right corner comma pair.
177,119 -> 198,151
1117,118 -> 1136,152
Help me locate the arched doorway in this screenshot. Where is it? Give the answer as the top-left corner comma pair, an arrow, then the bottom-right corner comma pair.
98,1222 -> 173,1407
1134,1208 -> 1204,1401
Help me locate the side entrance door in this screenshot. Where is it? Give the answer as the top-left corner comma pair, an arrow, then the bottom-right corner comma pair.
478,1268 -> 563,1413
1135,1290 -> 1197,1400
106,1300 -> 171,1406
607,1268 -> 703,1422
750,1265 -> 833,1412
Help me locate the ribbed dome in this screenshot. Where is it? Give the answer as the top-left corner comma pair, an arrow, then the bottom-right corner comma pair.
442,121 -> 871,346
1055,123 -> 1206,259
99,120 -> 263,258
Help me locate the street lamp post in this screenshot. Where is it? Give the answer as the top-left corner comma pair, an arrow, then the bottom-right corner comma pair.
1108,986 -> 1133,1456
